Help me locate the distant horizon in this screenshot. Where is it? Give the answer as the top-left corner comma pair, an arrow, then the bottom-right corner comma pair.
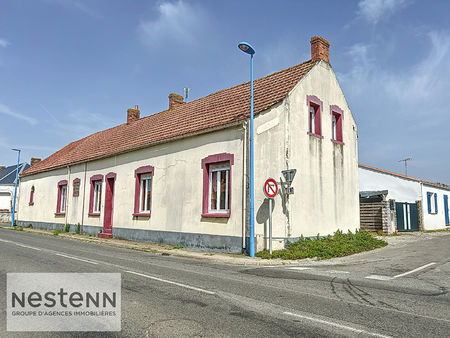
1,0 -> 449,184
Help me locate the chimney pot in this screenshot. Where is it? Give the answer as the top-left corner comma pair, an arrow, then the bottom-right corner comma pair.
168,93 -> 184,110
127,105 -> 140,124
310,36 -> 330,63
30,158 -> 41,166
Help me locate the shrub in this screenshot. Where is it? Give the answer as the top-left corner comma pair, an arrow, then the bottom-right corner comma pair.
256,229 -> 387,260
75,223 -> 81,234
64,224 -> 70,232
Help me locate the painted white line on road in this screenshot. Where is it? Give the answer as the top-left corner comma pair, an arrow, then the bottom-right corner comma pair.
283,311 -> 392,338
393,262 -> 437,279
126,270 -> 216,295
55,253 -> 98,265
287,267 -> 312,271
365,275 -> 393,281
0,238 -> 41,251
14,243 -> 41,251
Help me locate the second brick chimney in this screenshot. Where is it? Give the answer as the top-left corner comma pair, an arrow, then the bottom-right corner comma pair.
310,36 -> 330,63
168,93 -> 184,110
31,158 -> 41,166
127,105 -> 140,124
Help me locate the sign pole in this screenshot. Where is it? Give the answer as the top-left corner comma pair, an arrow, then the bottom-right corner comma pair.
269,198 -> 273,254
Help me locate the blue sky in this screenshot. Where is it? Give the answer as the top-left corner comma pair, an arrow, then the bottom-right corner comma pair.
0,0 -> 449,183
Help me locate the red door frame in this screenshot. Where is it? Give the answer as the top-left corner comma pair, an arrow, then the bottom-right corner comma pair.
99,172 -> 116,238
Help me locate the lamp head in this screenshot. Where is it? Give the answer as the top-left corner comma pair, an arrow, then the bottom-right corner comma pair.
12,148 -> 20,152
238,41 -> 255,55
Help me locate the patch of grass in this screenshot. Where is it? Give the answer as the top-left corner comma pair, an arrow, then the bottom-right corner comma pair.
53,230 -> 64,236
204,253 -> 215,256
170,244 -> 184,250
256,230 -> 387,260
13,226 -> 23,231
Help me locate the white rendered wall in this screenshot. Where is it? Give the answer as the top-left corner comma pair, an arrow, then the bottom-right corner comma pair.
421,184 -> 450,230
358,167 -> 422,203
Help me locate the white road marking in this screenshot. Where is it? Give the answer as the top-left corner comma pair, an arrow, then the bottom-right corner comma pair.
14,243 -> 41,251
283,311 -> 392,338
365,275 -> 393,281
365,262 -> 437,281
325,270 -> 349,274
126,270 -> 216,295
287,267 -> 312,271
393,262 -> 436,279
55,253 -> 98,265
0,238 -> 41,251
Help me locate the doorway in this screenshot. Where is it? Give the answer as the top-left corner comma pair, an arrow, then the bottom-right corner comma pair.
100,173 -> 116,238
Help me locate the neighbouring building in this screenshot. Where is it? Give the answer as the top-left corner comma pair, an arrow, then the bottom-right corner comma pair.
359,164 -> 450,233
17,36 -> 360,252
0,162 -> 30,223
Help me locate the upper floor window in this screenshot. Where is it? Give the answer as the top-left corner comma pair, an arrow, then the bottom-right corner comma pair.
73,178 -> 80,197
56,180 -> 68,215
29,186 -> 35,206
201,153 -> 234,218
330,105 -> 344,144
89,175 -> 103,216
307,95 -> 323,138
427,192 -> 438,214
134,166 -> 154,216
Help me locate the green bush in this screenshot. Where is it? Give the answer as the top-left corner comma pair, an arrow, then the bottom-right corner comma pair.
256,230 -> 387,260
64,224 -> 70,232
75,223 -> 81,234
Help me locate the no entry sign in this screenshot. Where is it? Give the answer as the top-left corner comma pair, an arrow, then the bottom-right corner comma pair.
264,178 -> 278,198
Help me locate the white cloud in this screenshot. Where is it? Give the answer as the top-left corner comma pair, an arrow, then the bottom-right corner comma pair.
0,103 -> 38,125
139,1 -> 208,48
0,38 -> 9,48
357,0 -> 408,24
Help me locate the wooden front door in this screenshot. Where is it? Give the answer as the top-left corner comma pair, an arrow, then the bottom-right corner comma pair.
101,174 -> 116,238
396,202 -> 419,232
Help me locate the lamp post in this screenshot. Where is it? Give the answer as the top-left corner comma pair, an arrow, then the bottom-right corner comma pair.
238,41 -> 256,257
11,148 -> 21,228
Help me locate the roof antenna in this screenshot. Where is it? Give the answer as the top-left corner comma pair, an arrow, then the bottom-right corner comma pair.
183,88 -> 190,101
398,158 -> 412,176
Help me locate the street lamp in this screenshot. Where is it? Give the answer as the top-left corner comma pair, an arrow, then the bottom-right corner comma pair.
11,148 -> 21,228
238,41 -> 256,257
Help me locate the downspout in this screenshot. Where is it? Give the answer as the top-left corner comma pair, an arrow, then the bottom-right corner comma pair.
65,165 -> 71,226
242,121 -> 248,250
81,162 -> 87,233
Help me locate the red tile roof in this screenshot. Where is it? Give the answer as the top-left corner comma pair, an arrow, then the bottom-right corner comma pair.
359,164 -> 450,190
23,60 -> 316,176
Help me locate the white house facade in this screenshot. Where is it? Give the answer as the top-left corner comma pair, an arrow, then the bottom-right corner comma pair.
17,37 -> 360,252
359,164 -> 450,232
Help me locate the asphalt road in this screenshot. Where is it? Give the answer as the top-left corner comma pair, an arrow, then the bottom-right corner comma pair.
0,228 -> 449,337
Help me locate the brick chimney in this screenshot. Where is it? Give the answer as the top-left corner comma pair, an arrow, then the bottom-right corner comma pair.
127,105 -> 140,124
30,158 -> 41,166
168,93 -> 183,110
310,36 -> 330,63
0,166 -> 5,171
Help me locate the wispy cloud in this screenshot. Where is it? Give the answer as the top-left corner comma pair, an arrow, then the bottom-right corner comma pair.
139,0 -> 208,49
0,103 -> 38,125
0,38 -> 9,48
357,0 -> 408,24
42,0 -> 97,17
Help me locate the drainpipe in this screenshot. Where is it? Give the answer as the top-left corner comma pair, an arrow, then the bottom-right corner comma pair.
65,165 -> 71,226
242,121 -> 248,250
81,162 -> 87,233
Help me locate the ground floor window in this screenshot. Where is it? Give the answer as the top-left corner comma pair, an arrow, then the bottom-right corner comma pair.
427,192 -> 438,214
134,166 -> 154,216
89,175 -> 103,215
56,180 -> 68,214
201,153 -> 234,218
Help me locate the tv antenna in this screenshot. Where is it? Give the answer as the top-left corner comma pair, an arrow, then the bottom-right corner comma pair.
398,158 -> 412,176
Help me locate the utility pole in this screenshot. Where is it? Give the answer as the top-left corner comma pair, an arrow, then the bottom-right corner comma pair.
398,158 -> 412,176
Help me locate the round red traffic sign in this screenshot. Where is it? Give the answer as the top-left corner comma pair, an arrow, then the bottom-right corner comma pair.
264,178 -> 278,198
